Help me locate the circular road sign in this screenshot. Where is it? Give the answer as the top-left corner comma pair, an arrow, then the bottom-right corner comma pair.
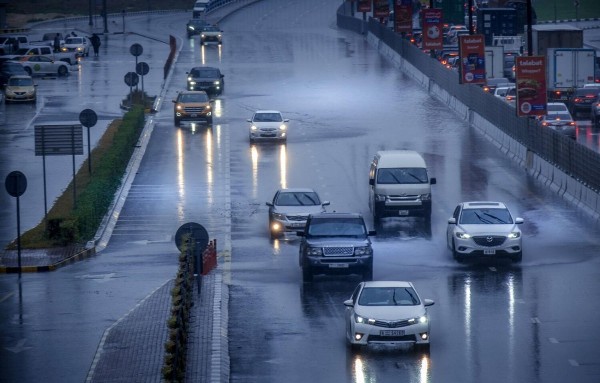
175,222 -> 209,252
124,72 -> 139,87
136,62 -> 150,76
130,43 -> 143,57
5,171 -> 27,197
79,109 -> 98,128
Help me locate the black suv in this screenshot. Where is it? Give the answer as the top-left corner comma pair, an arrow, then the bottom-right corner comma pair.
186,19 -> 208,38
297,213 -> 375,282
186,66 -> 224,96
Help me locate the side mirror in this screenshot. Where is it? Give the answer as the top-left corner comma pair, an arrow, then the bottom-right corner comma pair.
172,100 -> 177,103
322,201 -> 330,207
430,177 -> 437,185
246,119 -> 252,122
424,299 -> 435,307
344,299 -> 354,307
448,217 -> 456,224
369,178 -> 374,186
266,202 -> 273,207
368,230 -> 376,236
221,74 -> 224,78
283,119 -> 290,122
515,217 -> 524,224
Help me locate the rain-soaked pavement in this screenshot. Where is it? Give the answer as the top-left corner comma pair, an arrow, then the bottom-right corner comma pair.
2,1 -> 600,382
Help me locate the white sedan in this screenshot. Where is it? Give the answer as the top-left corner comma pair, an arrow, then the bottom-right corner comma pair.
18,56 -> 69,77
61,36 -> 90,57
266,188 -> 329,239
447,201 -> 524,263
344,281 -> 434,351
248,110 -> 289,142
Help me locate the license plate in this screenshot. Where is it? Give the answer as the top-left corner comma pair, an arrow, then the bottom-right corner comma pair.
380,330 -> 405,336
190,114 -> 197,117
483,249 -> 496,255
289,223 -> 304,228
398,210 -> 409,216
329,263 -> 349,268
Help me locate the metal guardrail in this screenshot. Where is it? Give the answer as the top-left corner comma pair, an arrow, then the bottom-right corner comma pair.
337,3 -> 600,193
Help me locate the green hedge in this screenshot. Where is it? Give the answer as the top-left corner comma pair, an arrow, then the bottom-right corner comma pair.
48,106 -> 145,245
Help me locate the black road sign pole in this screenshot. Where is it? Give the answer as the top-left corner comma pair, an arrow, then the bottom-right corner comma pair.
72,126 -> 77,209
87,127 -> 91,174
6,171 -> 27,276
42,126 -> 48,220
79,109 -> 98,175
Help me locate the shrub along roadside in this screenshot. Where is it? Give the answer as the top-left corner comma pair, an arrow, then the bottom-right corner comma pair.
7,106 -> 145,249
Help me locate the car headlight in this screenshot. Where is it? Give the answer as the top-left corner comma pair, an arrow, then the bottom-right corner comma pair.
507,231 -> 520,239
272,213 -> 286,220
354,246 -> 372,256
455,232 -> 471,239
187,76 -> 193,82
201,34 -> 206,38
408,315 -> 428,325
176,104 -> 183,110
375,194 -> 386,202
188,26 -> 195,30
420,193 -> 431,201
213,80 -> 220,85
354,314 -> 375,324
251,125 -> 258,131
306,247 -> 323,256
279,124 -> 287,131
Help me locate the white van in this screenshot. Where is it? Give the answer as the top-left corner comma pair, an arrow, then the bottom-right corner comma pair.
368,150 -> 436,223
193,0 -> 210,18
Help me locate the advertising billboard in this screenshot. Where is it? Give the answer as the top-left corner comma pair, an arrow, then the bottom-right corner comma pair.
515,56 -> 547,117
357,0 -> 371,13
373,0 -> 389,18
394,1 -> 413,34
421,8 -> 443,50
458,34 -> 486,85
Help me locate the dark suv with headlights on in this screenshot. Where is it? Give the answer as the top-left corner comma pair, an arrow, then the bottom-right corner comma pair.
186,66 -> 224,96
298,213 -> 375,282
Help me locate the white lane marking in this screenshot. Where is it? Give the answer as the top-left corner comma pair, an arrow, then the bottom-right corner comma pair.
549,338 -> 559,344
531,317 -> 541,324
0,292 -> 15,303
569,359 -> 580,367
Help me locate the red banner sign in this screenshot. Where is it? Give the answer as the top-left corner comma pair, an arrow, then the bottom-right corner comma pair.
357,0 -> 371,13
394,3 -> 413,34
421,9 -> 443,49
373,0 -> 389,18
458,34 -> 486,85
516,56 -> 547,117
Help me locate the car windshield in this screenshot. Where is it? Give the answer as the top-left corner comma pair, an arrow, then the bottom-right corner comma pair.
4,62 -> 27,74
191,68 -> 220,78
307,217 -> 366,237
65,37 -> 83,44
377,168 -> 428,184
275,192 -> 320,206
189,20 -> 207,27
203,26 -> 220,32
358,287 -> 421,306
547,103 -> 567,112
8,77 -> 33,86
179,93 -> 209,102
459,208 -> 513,224
253,113 -> 283,122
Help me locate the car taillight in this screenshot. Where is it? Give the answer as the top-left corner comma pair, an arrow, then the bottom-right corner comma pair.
542,122 -> 548,126
569,121 -> 575,126
574,98 -> 582,103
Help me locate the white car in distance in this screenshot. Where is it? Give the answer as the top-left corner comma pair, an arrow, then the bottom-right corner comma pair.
248,110 -> 289,142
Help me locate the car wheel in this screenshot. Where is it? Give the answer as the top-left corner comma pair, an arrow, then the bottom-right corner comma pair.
362,267 -> 373,281
511,252 -> 522,263
452,240 -> 464,263
349,342 -> 363,352
302,265 -> 313,282
174,118 -> 180,127
58,65 -> 68,76
414,343 -> 430,353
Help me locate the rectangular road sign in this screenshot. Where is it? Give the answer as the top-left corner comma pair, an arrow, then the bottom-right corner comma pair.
34,125 -> 84,156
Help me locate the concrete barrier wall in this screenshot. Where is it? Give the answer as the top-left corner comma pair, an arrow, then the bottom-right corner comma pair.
365,33 -> 600,221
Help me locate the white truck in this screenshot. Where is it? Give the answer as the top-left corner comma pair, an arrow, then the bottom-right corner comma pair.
492,35 -> 523,54
546,48 -> 596,102
485,45 -> 505,79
